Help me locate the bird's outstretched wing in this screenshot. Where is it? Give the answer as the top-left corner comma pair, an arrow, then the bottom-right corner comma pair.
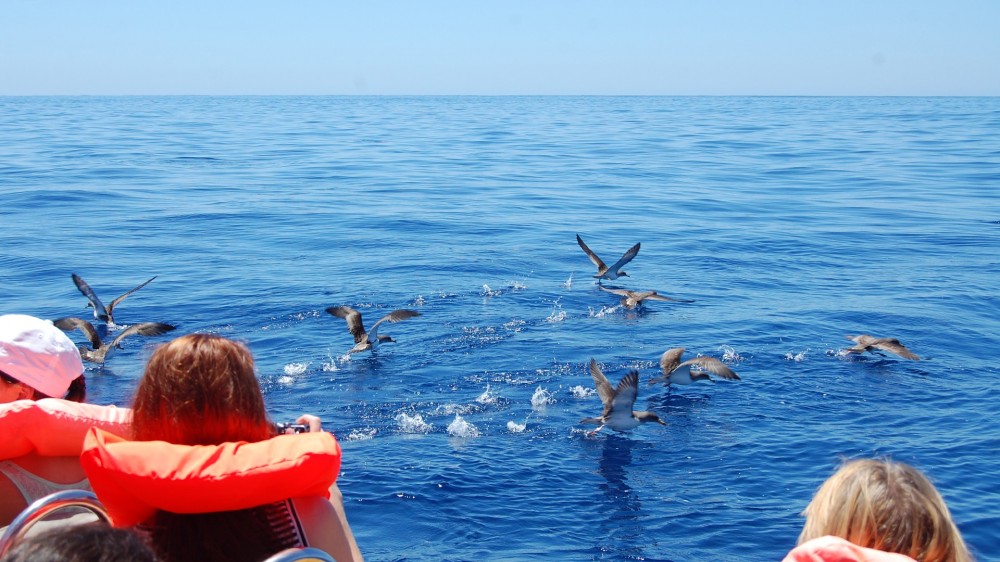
589,358 -> 615,411
659,347 -> 686,375
106,276 -> 158,319
649,347 -> 685,385
327,306 -> 367,344
368,309 -> 421,340
599,286 -> 631,297
53,316 -> 102,349
871,338 -> 920,360
636,291 -> 694,303
846,334 -> 876,348
108,322 -> 176,349
603,242 -> 641,275
609,371 -> 640,416
71,274 -> 109,322
576,234 -> 608,272
683,356 -> 740,380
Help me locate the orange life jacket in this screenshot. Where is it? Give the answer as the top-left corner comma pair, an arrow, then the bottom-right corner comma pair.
80,427 -> 342,527
0,398 -> 131,459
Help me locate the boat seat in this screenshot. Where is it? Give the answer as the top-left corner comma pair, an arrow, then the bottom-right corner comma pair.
263,546 -> 337,562
0,489 -> 110,557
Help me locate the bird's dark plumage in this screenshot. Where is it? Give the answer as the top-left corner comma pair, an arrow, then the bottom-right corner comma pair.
71,273 -> 157,326
599,286 -> 694,308
845,334 -> 920,360
326,305 -> 421,353
53,316 -> 175,363
648,347 -> 741,387
581,359 -> 665,434
576,235 -> 640,282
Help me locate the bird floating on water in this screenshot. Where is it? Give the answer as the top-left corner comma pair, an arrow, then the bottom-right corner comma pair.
326,305 -> 421,354
580,358 -> 665,435
844,334 -> 920,360
576,234 -> 640,283
648,347 -> 741,388
53,316 -> 175,364
599,286 -> 694,309
71,273 -> 157,326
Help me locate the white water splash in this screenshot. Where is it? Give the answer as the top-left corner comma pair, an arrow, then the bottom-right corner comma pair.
563,273 -> 573,289
531,386 -> 556,409
720,345 -> 743,363
321,352 -> 341,372
434,403 -> 473,416
545,299 -> 567,323
447,415 -> 480,438
588,305 -> 619,318
503,319 -> 526,332
507,420 -> 527,433
283,362 -> 309,376
784,349 -> 809,362
476,384 -> 499,405
396,412 -> 434,434
832,348 -> 853,359
345,428 -> 377,441
570,385 -> 595,398
412,295 -> 426,306
481,284 -> 502,297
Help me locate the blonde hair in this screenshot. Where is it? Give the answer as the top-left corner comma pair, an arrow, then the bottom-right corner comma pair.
799,459 -> 972,562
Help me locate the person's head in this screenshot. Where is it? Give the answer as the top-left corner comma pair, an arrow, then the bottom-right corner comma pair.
129,333 -> 295,562
130,332 -> 272,445
0,521 -> 156,562
799,458 -> 972,562
0,314 -> 86,404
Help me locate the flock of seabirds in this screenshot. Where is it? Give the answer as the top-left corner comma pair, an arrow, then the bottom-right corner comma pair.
51,234 -> 921,436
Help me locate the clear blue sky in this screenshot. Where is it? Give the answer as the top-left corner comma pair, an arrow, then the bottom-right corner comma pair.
2,0 -> 997,95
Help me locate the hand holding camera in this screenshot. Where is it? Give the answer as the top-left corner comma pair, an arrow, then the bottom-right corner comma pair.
273,414 -> 323,435
274,422 -> 309,434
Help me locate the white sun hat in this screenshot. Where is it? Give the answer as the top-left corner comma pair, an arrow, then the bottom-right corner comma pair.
0,314 -> 84,399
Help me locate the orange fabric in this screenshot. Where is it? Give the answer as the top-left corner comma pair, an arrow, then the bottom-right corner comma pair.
783,536 -> 919,562
0,398 -> 131,459
80,427 -> 341,527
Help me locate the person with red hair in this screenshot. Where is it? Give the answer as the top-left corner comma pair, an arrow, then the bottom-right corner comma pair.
84,333 -> 362,562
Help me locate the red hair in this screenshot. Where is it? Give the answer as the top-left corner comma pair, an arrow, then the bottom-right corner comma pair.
129,334 -> 302,562
131,333 -> 272,445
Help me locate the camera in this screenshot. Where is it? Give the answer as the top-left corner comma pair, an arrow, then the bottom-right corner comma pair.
274,422 -> 309,434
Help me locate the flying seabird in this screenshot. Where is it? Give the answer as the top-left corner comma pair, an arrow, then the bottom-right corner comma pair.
53,316 -> 175,364
844,334 -> 920,360
648,347 -> 741,388
599,286 -> 694,309
326,305 -> 421,354
580,358 -> 665,435
71,273 -> 157,326
576,234 -> 640,283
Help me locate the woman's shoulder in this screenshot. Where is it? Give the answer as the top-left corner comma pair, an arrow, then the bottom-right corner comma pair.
0,399 -> 131,459
80,428 -> 342,527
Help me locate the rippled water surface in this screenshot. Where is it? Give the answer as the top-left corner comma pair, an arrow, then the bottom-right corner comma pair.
1,96 -> 998,561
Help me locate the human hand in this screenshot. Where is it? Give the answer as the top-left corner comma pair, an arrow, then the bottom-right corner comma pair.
295,414 -> 323,433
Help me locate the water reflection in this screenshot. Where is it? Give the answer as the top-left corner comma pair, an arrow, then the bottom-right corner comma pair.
593,435 -> 659,560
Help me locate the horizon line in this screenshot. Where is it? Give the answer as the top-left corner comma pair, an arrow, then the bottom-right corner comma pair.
2,93 -> 997,98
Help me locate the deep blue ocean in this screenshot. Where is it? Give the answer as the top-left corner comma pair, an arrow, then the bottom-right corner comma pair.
1,96 -> 997,561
